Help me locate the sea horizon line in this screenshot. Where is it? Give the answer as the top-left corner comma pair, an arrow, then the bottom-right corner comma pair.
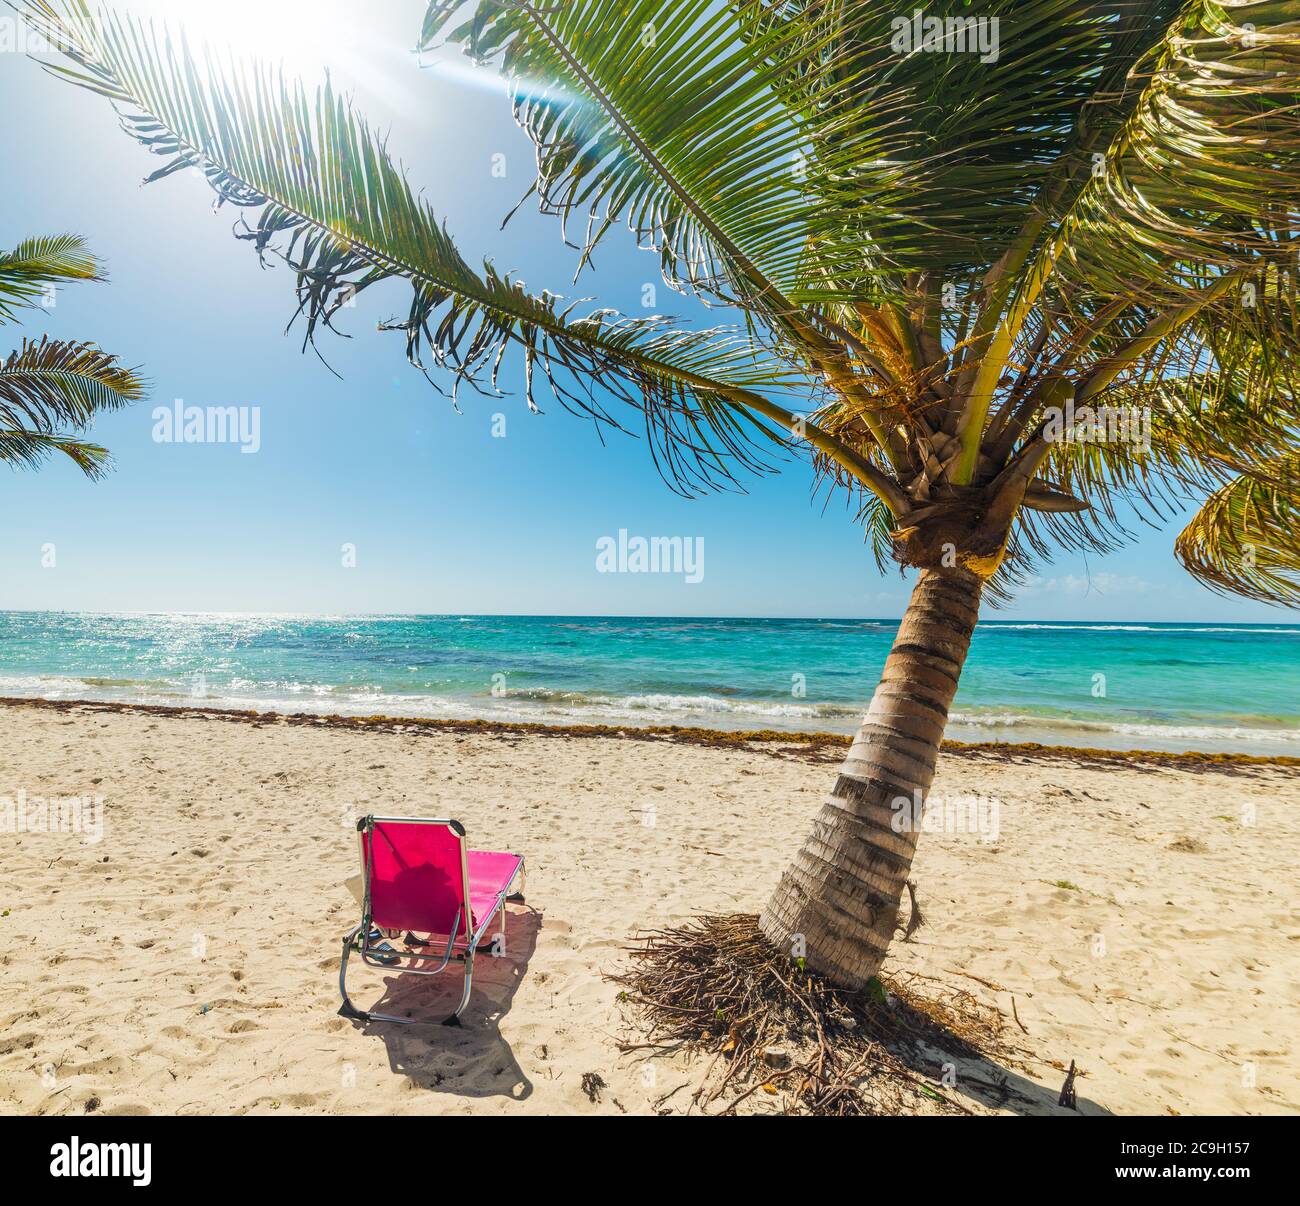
1,608 -> 1296,627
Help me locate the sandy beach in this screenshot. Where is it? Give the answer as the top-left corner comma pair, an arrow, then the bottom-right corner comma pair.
1,698 -> 1296,1116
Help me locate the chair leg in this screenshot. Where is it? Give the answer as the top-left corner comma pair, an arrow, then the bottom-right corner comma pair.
339,926 -> 367,1020
340,925 -> 417,1025
364,1009 -> 416,1025
443,950 -> 475,1026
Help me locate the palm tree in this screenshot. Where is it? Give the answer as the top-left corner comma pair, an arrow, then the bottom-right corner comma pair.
1,233 -> 146,476
23,0 -> 1299,989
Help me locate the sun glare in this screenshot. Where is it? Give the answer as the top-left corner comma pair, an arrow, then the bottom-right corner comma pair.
91,0 -> 434,116
109,0 -> 371,78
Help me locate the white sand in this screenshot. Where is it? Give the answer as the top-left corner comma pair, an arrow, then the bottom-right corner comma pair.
1,700 -> 1296,1115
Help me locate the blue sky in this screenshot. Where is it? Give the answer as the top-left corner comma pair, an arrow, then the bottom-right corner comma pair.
0,0 -> 1292,622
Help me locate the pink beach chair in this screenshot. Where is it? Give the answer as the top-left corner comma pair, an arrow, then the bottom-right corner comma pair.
340,816 -> 525,1025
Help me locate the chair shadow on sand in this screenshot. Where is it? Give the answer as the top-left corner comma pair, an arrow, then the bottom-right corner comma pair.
342,905 -> 542,1102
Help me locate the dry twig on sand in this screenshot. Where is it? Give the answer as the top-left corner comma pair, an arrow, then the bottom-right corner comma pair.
610,913 -> 1026,1116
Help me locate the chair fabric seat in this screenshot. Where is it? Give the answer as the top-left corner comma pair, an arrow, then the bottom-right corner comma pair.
362,820 -> 521,937
466,850 -> 524,931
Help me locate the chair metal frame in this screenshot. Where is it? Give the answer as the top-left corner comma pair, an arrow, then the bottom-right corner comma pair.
339,815 -> 524,1026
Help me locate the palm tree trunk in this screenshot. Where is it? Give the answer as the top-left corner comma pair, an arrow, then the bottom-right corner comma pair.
759,566 -> 984,989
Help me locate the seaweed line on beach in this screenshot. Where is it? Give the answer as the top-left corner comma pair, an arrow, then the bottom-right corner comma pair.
2,696 -> 1293,772
607,913 -> 1032,1116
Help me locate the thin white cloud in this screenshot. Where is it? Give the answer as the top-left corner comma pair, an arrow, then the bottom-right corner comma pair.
1021,572 -> 1153,598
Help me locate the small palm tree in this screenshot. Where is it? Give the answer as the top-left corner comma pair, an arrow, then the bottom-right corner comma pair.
0,233 -> 146,476
24,0 -> 1299,988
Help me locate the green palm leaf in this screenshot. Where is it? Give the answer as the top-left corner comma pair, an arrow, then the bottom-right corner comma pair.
954,1 -> 1300,478
422,0 -> 872,312
0,335 -> 146,428
422,1 -> 1187,302
0,336 -> 145,478
0,428 -> 112,477
1050,1 -> 1300,313
1175,450 -> 1300,605
729,0 -> 1185,283
0,233 -> 99,324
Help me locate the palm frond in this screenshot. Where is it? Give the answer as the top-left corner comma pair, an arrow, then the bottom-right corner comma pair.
739,0 -> 1187,279
0,427 -> 112,477
1174,449 -> 1300,605
964,0 -> 1300,467
0,233 -> 99,324
1051,1 -> 1300,314
0,335 -> 147,433
1021,366 -> 1298,562
422,0 -> 884,316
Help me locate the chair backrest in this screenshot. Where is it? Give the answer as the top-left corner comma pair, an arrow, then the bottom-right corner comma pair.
358,817 -> 471,941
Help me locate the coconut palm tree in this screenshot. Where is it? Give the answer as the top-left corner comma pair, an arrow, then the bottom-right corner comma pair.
1,233 -> 146,475
22,0 -> 1299,989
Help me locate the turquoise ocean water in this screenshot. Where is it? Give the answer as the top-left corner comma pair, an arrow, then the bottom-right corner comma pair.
0,611 -> 1296,755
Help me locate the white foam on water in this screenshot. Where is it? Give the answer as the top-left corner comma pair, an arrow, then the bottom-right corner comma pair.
3,674 -> 1295,755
